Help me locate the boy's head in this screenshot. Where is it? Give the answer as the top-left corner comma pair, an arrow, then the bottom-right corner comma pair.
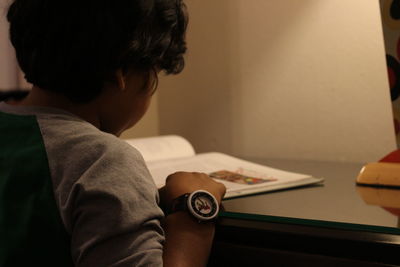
7,0 -> 188,103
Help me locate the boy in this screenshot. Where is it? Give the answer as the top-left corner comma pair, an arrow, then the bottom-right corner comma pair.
0,0 -> 226,266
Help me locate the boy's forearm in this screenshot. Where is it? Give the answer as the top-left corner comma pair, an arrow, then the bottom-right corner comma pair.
162,211 -> 215,267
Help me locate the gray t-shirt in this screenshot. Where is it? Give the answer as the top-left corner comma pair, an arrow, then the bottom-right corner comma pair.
0,103 -> 165,266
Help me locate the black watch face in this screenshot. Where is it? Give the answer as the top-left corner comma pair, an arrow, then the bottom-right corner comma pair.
188,190 -> 219,221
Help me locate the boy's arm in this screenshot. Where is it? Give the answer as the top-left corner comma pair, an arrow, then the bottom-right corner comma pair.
159,172 -> 226,267
163,212 -> 215,267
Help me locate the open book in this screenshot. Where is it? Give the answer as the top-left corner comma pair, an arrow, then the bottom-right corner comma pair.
125,135 -> 323,199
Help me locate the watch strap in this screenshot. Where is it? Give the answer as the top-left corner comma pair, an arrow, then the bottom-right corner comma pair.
166,193 -> 190,216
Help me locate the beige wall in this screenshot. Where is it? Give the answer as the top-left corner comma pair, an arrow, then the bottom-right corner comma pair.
157,0 -> 397,163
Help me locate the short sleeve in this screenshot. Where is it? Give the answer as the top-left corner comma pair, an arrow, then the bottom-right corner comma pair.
42,123 -> 165,266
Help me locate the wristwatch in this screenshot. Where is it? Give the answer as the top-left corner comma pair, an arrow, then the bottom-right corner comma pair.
167,190 -> 220,222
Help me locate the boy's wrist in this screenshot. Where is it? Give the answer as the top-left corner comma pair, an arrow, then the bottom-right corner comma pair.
162,211 -> 216,267
163,210 -> 216,234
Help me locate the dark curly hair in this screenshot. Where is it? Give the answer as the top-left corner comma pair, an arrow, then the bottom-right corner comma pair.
7,0 -> 188,103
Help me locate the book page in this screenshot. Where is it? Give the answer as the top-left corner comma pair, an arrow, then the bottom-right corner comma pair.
125,135 -> 195,162
146,152 -> 323,198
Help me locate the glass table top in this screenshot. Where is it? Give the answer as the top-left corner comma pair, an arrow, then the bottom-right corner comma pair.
221,158 -> 400,235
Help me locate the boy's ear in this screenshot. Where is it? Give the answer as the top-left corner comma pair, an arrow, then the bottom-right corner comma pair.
115,69 -> 126,91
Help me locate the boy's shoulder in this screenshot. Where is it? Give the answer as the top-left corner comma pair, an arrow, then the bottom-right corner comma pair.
34,107 -> 144,165
22,105 -> 156,198
0,102 -> 144,165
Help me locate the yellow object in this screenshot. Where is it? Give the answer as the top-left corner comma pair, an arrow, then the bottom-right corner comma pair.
356,162 -> 400,187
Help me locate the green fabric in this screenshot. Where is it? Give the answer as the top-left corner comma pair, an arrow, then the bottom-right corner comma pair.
0,111 -> 72,266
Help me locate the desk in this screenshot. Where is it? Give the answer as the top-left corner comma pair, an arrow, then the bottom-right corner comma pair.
209,159 -> 400,267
